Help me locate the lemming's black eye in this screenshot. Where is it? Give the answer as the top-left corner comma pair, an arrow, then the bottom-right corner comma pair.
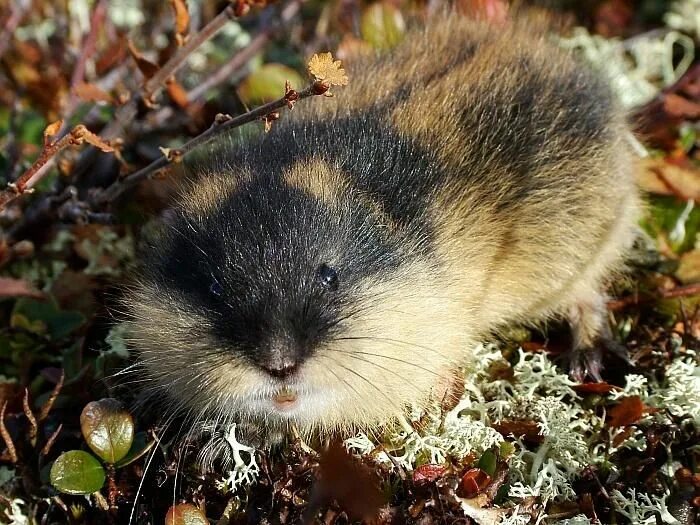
316,263 -> 339,291
209,279 -> 224,297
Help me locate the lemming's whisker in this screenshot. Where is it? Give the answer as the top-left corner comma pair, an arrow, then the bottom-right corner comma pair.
333,335 -> 450,359
318,354 -> 406,418
329,347 -> 443,378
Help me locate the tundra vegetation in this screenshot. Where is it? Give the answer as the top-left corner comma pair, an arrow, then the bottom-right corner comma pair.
0,0 -> 699,524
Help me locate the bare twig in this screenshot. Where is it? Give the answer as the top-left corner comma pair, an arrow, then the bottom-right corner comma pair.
93,80 -> 327,204
0,402 -> 17,464
142,3 -> 245,103
22,388 -> 38,446
0,125 -> 113,211
608,283 -> 700,311
41,423 -> 63,457
38,370 -> 65,422
187,0 -> 304,103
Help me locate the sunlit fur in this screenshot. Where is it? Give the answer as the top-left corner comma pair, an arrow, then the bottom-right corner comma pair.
123,12 -> 640,439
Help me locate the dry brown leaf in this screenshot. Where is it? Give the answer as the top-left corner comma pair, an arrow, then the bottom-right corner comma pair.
73,126 -> 114,153
0,277 -> 43,299
307,52 -> 349,87
43,120 -> 63,145
127,40 -> 159,80
170,0 -> 190,45
607,396 -> 646,427
664,93 -> 700,120
166,78 -> 189,108
637,157 -> 700,201
74,83 -> 114,104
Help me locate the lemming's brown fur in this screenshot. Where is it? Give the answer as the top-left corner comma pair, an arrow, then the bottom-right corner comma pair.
125,12 -> 640,438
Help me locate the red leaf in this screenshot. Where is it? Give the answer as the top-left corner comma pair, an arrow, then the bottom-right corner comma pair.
663,93 -> 700,120
412,464 -> 446,484
607,396 -> 645,427
458,468 -> 492,499
492,420 -> 543,443
574,382 -> 619,395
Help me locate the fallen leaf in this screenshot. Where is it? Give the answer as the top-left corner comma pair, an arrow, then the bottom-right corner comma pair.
0,277 -> 43,299
607,396 -> 645,427
313,442 -> 385,521
492,420 -> 543,443
412,463 -> 446,484
573,382 -> 619,395
458,468 -> 492,498
664,93 -> 700,120
637,158 -> 700,201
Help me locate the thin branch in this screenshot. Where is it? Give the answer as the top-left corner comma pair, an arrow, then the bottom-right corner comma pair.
37,370 -> 65,422
143,3 -> 242,102
41,423 -> 63,457
93,80 -> 327,204
0,402 -> 17,464
187,0 -> 304,103
22,388 -> 37,446
608,283 -> 700,311
0,125 -> 113,211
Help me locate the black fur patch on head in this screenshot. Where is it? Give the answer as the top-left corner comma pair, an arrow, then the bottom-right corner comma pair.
140,174 -> 404,374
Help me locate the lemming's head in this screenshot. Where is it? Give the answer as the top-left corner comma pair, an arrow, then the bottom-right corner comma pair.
125,156 -> 465,434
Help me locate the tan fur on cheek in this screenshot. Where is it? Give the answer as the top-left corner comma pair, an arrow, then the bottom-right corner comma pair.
303,260 -> 474,431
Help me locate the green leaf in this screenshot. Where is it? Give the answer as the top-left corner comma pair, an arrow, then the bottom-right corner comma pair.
114,431 -> 156,468
477,449 -> 497,476
11,297 -> 85,340
360,2 -> 406,51
165,503 -> 208,525
80,398 -> 135,464
238,63 -> 303,107
50,450 -> 105,495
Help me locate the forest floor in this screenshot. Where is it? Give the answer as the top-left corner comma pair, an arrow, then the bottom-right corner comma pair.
0,1 -> 699,524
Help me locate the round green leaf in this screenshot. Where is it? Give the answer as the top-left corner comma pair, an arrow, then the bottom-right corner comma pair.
238,63 -> 303,107
50,450 -> 106,495
80,398 -> 134,464
360,3 -> 406,51
165,503 -> 208,525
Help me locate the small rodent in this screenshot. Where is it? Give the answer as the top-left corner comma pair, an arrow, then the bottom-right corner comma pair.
124,13 -> 640,436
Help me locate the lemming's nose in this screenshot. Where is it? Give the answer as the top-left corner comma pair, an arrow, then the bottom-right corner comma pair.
264,360 -> 299,379
262,336 -> 301,378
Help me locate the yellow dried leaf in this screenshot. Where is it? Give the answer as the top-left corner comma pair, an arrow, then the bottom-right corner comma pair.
170,0 -> 190,43
307,52 -> 349,87
74,83 -> 114,104
74,127 -> 114,153
43,120 -> 63,144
